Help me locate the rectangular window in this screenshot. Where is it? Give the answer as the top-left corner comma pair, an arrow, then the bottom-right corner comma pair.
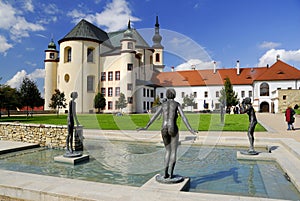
143,101 -> 146,110
108,87 -> 113,97
143,88 -> 146,97
193,103 -> 198,109
193,92 -> 197,98
160,93 -> 163,99
204,91 -> 208,98
127,83 -> 133,91
151,90 -> 154,97
147,89 -> 149,97
108,71 -> 113,81
283,95 -> 287,100
101,72 -> 106,81
127,63 -> 133,71
115,87 -> 120,96
241,91 -> 245,98
128,97 -> 133,104
87,48 -> 94,62
182,92 -> 185,98
216,91 -> 219,98
87,76 -> 94,92
108,101 -> 113,110
248,91 -> 252,97
101,88 -> 106,96
115,71 -> 120,80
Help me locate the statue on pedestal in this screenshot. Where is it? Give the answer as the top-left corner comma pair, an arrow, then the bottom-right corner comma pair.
239,97 -> 258,155
64,91 -> 82,157
139,88 -> 197,182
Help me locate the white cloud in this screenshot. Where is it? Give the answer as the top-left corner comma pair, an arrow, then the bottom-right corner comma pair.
0,1 -> 44,42
6,69 -> 45,88
67,0 -> 141,32
259,41 -> 281,49
258,49 -> 300,67
175,59 -> 215,71
23,0 -> 34,12
0,35 -> 13,55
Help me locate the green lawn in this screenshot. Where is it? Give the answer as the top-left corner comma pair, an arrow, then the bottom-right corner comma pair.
0,113 -> 266,132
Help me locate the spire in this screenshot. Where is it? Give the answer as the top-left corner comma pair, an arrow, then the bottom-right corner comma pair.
128,19 -> 131,29
155,16 -> 159,28
152,15 -> 163,49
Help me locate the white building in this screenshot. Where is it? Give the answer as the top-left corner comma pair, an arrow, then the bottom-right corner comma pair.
44,17 -> 300,114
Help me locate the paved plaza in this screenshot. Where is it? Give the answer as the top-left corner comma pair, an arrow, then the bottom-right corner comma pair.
0,113 -> 300,201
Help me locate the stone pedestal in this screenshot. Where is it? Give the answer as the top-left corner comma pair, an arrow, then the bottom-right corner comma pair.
54,154 -> 89,165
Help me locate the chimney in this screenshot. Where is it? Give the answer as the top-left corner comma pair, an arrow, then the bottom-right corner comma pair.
213,61 -> 217,74
236,60 -> 240,75
171,66 -> 174,72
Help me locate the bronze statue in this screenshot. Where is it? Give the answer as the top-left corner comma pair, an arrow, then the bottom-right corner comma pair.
139,88 -> 197,180
239,97 -> 257,154
66,92 -> 80,153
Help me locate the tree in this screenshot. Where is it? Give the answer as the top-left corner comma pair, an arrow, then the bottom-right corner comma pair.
219,77 -> 239,110
19,77 -> 43,117
182,93 -> 196,111
94,93 -> 106,113
115,93 -> 127,112
0,85 -> 21,117
49,89 -> 67,115
151,95 -> 161,113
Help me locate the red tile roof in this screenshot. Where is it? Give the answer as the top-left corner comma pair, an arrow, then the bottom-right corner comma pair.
152,60 -> 300,87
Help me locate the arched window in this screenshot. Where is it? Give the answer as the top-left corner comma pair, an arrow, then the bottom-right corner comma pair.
64,47 -> 72,62
260,82 -> 269,96
155,53 -> 160,62
87,47 -> 94,62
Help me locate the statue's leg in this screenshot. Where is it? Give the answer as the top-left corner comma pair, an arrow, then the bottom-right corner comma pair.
248,122 -> 256,151
169,133 -> 179,178
162,129 -> 171,178
66,126 -> 71,151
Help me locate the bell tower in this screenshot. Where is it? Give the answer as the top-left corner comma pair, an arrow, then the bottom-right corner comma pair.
152,16 -> 164,72
44,39 -> 59,110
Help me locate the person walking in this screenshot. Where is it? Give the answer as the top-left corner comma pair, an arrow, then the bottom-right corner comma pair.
285,106 -> 295,130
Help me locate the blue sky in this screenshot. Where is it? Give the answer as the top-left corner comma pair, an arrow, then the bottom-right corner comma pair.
1,0 -> 300,96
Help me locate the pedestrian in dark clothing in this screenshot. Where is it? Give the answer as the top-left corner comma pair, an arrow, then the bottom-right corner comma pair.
285,106 -> 295,130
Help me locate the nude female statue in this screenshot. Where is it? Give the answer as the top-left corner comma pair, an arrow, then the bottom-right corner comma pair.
139,88 -> 197,179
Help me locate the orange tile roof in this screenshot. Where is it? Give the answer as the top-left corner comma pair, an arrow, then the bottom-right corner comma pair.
152,60 -> 300,87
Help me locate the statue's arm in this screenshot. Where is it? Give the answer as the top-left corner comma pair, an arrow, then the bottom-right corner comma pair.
138,106 -> 162,131
178,105 -> 198,135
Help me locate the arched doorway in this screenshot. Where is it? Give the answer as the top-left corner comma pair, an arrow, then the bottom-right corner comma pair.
260,102 -> 269,112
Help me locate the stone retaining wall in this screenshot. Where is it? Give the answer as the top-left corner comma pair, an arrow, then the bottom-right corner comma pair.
0,123 -> 68,148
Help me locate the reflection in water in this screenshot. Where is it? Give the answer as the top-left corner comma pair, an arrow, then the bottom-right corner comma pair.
248,164 -> 256,196
190,167 -> 241,188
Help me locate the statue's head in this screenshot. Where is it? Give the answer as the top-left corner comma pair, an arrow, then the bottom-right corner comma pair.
71,92 -> 78,99
166,88 -> 176,99
243,97 -> 251,104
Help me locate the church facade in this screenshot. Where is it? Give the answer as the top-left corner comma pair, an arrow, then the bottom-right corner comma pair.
44,17 -> 300,114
